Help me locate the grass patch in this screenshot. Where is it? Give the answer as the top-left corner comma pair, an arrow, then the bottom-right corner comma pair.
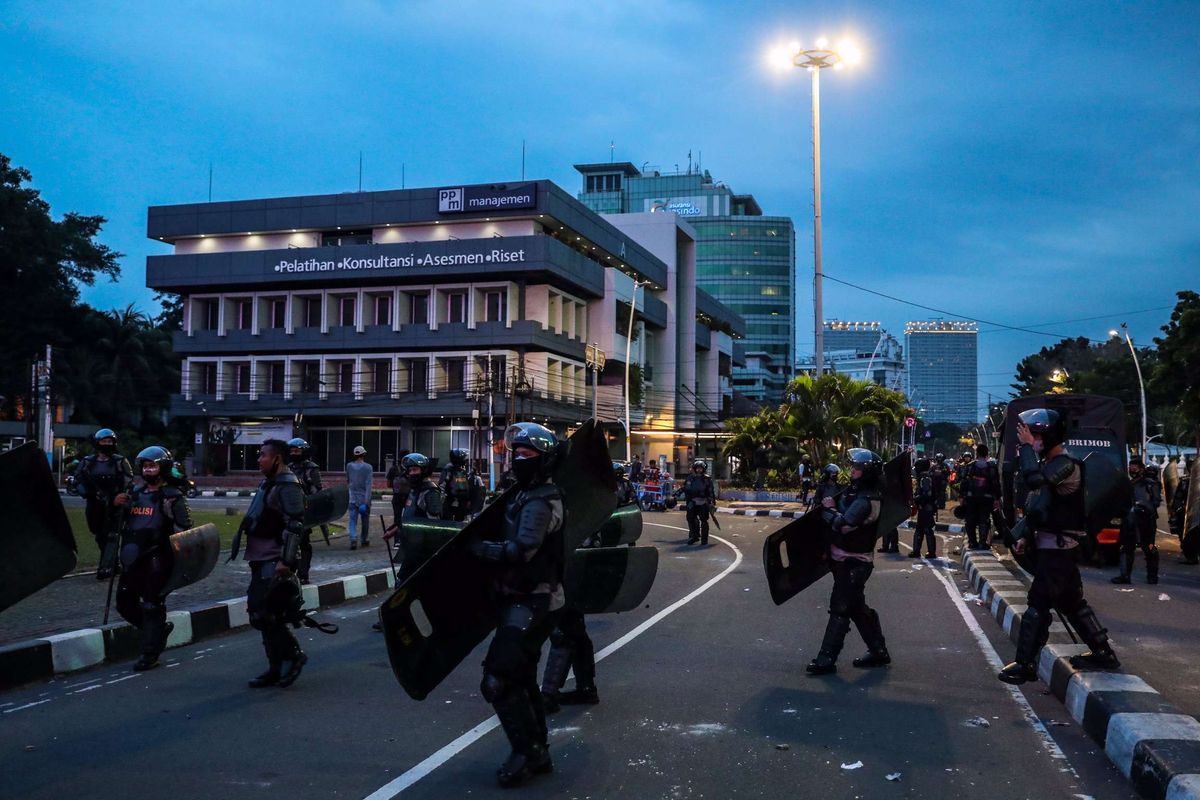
64,507 -> 345,570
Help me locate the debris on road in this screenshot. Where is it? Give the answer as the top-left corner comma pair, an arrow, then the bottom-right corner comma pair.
841,760 -> 864,770
1117,588 -> 1135,593
963,716 -> 991,728
886,772 -> 902,781
1159,593 -> 1171,601
775,743 -> 790,751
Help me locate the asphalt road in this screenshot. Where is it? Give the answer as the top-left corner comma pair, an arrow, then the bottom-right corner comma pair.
1,516 -> 1140,799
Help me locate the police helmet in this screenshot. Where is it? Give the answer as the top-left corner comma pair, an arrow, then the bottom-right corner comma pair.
135,445 -> 174,474
449,448 -> 469,467
287,437 -> 310,452
94,428 -> 117,444
822,464 -> 841,478
1017,408 -> 1067,452
935,452 -> 945,461
613,461 -> 627,478
505,423 -> 562,483
691,460 -> 708,474
401,452 -> 431,477
846,448 -> 883,483
914,457 -> 931,473
1144,463 -> 1161,481
962,451 -> 973,461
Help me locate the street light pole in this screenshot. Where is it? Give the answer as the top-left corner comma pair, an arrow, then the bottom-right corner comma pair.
1121,323 -> 1149,456
624,281 -> 646,462
810,64 -> 825,376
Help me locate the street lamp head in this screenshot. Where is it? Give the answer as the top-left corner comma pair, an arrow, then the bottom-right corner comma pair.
1108,329 -> 1120,338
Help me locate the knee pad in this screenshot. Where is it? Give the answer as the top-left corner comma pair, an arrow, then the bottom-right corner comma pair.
549,627 -> 572,650
481,672 -> 510,704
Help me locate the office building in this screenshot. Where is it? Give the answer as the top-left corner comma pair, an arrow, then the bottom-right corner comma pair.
904,321 -> 978,424
795,321 -> 905,389
574,160 -> 794,403
145,180 -> 742,477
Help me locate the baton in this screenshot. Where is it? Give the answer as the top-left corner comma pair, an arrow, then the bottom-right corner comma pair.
380,514 -> 399,582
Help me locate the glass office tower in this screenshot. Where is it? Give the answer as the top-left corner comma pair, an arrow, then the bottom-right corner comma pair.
904,321 -> 978,424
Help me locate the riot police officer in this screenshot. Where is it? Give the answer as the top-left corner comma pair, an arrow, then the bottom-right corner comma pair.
399,453 -> 443,521
440,448 -> 475,522
614,461 -> 637,507
469,423 -> 566,788
812,463 -> 841,506
287,437 -> 325,584
230,439 -> 309,689
910,458 -> 938,558
112,446 -> 193,671
75,428 -> 134,573
1172,458 -> 1198,564
999,409 -> 1119,685
960,444 -> 1001,550
930,454 -> 948,513
808,448 -> 889,675
681,460 -> 716,545
1113,456 -> 1162,584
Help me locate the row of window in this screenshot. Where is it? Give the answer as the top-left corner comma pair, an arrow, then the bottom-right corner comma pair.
584,174 -> 623,193
696,263 -> 792,278
696,242 -> 792,259
691,223 -> 785,238
195,290 -> 508,331
190,356 -> 508,396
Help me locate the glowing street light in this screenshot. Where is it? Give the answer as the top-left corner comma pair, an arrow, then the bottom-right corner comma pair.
1111,323 -> 1149,456
768,37 -> 863,376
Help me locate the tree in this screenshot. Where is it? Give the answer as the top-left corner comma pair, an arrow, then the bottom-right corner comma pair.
0,153 -> 122,419
1150,290 -> 1200,443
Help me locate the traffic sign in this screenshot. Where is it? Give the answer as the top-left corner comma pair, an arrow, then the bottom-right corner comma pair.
904,416 -> 916,428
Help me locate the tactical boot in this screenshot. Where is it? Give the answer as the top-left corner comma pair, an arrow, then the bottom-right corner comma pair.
540,691 -> 561,714
1067,606 -> 1120,670
908,550 -> 921,559
277,650 -> 308,688
806,615 -> 851,676
539,644 -> 573,714
556,683 -> 599,705
998,608 -> 1043,684
249,665 -> 281,688
1111,552 -> 1132,584
851,609 -> 891,668
493,688 -> 553,788
133,653 -> 160,671
1146,549 -> 1160,585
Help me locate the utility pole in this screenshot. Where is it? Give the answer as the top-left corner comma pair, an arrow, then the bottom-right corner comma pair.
486,358 -> 496,491
585,343 -> 606,421
40,345 -> 53,455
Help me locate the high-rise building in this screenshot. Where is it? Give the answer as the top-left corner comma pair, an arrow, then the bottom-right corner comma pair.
904,321 -> 978,424
795,321 -> 905,389
574,161 -> 795,404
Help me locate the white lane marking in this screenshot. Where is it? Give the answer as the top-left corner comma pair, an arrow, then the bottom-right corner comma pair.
903,540 -> 1080,779
362,526 -> 743,800
3,699 -> 52,714
105,674 -> 139,685
62,677 -> 103,690
69,684 -> 103,695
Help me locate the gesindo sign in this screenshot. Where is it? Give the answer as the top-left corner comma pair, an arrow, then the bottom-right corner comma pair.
438,183 -> 537,214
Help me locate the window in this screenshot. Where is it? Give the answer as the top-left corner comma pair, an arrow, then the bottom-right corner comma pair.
266,362 -> 285,393
199,362 -> 217,393
337,362 -> 354,393
407,359 -> 428,393
484,290 -> 506,323
235,299 -> 253,330
443,359 -> 465,392
269,299 -> 286,329
321,229 -> 372,247
585,173 -> 622,192
446,292 -> 466,324
373,295 -> 391,326
371,361 -> 390,393
235,364 -> 251,394
300,296 -> 321,327
409,292 -> 429,325
299,362 -> 321,393
198,299 -> 219,331
338,296 -> 356,327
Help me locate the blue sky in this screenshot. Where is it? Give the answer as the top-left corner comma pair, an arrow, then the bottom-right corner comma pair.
3,1 -> 1197,413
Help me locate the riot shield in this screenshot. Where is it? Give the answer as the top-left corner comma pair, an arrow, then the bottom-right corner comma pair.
0,443 -> 77,613
1164,461 -> 1180,510
566,545 -> 659,614
160,523 -> 220,596
1186,469 -> 1200,541
596,503 -> 643,547
304,485 -> 349,528
397,517 -> 464,581
878,454 -> 914,533
762,508 -> 829,606
378,419 -> 617,701
1082,452 -> 1132,525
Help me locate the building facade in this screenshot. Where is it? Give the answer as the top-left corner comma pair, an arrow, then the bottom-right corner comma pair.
796,321 -> 905,390
145,181 -> 743,478
574,161 -> 794,404
904,321 -> 978,425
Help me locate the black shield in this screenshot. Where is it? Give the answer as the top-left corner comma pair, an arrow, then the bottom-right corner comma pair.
1082,452 -> 1132,525
161,523 -> 220,596
397,517 -> 464,580
378,419 -> 617,701
878,454 -> 914,533
303,485 -> 349,528
0,443 -> 77,613
762,508 -> 830,606
595,503 -> 643,547
1186,469 -> 1200,541
566,545 -> 659,614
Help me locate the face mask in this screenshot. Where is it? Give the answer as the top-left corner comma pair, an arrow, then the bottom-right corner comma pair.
97,443 -> 116,455
512,455 -> 541,487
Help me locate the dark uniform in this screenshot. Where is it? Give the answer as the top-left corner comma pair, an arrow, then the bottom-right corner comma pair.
1170,458 -> 1197,564
470,423 -> 565,788
999,409 -> 1119,684
808,449 -> 889,675
960,447 -> 1001,550
615,463 -> 638,507
117,446 -> 193,671
287,438 -> 325,584
231,443 -> 310,689
910,458 -> 938,558
812,464 -> 841,507
930,454 -> 948,512
1113,459 -> 1162,584
75,428 -> 134,561
440,448 -> 475,522
681,461 -> 716,545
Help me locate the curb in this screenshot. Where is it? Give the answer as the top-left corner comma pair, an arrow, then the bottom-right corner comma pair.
962,549 -> 1200,799
710,505 -> 965,535
0,568 -> 396,692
